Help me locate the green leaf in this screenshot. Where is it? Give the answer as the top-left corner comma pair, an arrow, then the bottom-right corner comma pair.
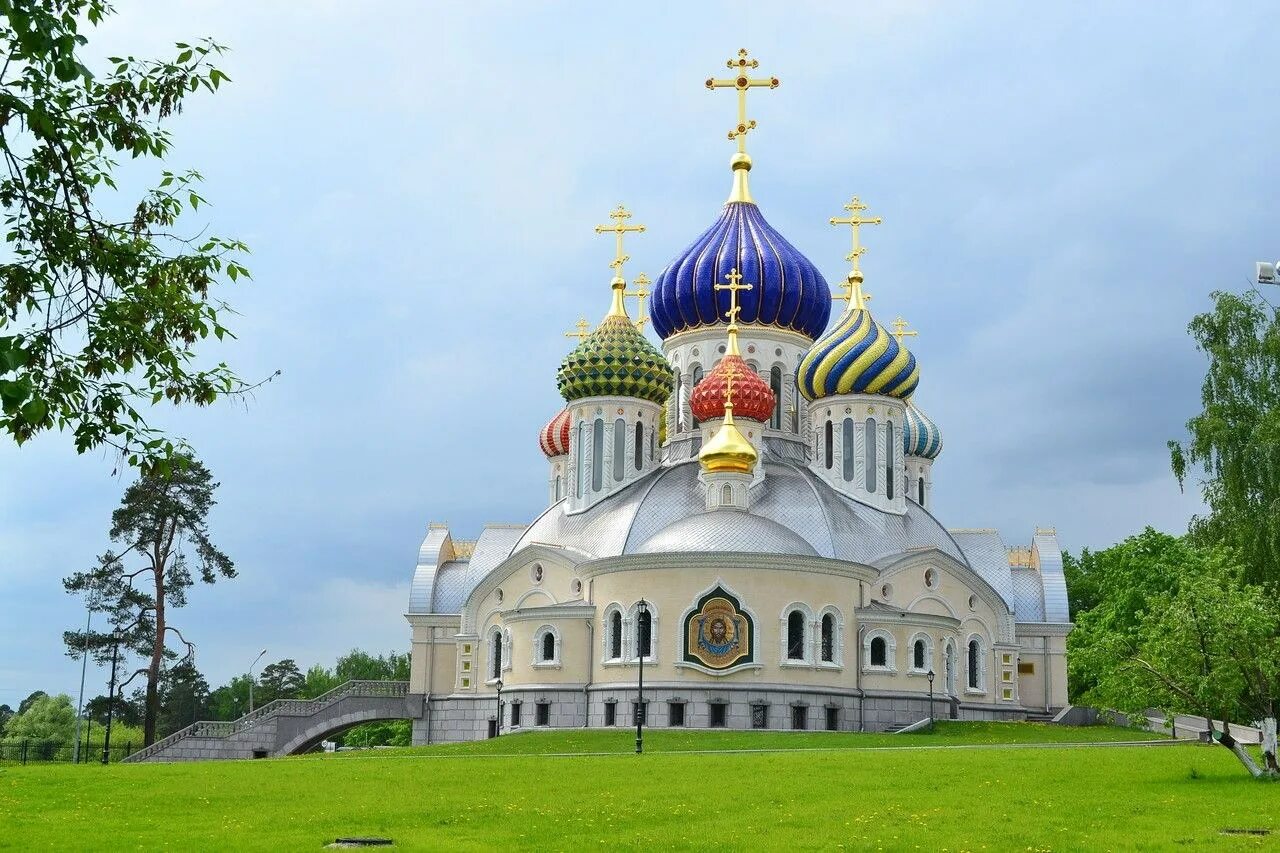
20,398 -> 47,425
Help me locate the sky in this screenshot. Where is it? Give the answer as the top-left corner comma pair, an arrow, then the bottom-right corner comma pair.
3,0 -> 1278,707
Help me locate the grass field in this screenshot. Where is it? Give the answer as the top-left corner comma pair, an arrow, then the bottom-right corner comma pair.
1,723 -> 1278,851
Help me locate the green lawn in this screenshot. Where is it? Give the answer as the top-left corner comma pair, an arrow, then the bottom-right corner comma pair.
2,724 -> 1277,851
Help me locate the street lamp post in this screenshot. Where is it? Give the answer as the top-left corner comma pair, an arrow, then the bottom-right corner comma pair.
927,669 -> 935,733
495,678 -> 503,737
636,598 -> 648,755
247,649 -> 267,715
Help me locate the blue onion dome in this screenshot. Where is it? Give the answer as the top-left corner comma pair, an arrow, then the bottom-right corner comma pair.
796,283 -> 919,402
902,401 -> 943,459
649,201 -> 831,340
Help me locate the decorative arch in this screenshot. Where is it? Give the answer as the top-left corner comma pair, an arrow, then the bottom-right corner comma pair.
905,592 -> 959,620
817,605 -> 844,667
780,602 -> 814,665
602,603 -> 625,663
862,628 -> 897,673
965,632 -> 988,694
532,624 -> 561,667
514,588 -> 557,610
907,631 -> 933,674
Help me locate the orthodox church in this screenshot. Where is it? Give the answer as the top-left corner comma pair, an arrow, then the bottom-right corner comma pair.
404,51 -> 1070,743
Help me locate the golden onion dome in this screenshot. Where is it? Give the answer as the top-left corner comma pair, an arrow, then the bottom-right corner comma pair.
698,403 -> 758,474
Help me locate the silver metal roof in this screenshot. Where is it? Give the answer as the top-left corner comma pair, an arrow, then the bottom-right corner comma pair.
408,524 -> 529,615
635,510 -> 820,556
1009,566 -> 1045,621
1033,530 -> 1070,622
948,529 -> 1014,607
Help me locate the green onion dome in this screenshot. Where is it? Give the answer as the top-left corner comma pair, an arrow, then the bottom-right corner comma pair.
557,285 -> 675,406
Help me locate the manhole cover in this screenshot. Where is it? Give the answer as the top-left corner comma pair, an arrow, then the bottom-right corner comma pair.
326,838 -> 393,848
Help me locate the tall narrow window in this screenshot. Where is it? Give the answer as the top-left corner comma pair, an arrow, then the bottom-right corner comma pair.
968,639 -> 980,689
541,631 -> 555,662
634,422 -> 643,471
675,375 -> 685,432
649,429 -> 655,460
842,418 -> 854,481
554,476 -> 562,501
491,631 -> 503,680
918,477 -> 925,506
690,366 -> 704,428
613,418 -> 625,482
608,611 -> 622,660
792,377 -> 801,433
636,608 -> 652,659
885,421 -> 895,500
787,610 -> 805,660
575,422 -> 586,498
592,419 -> 604,492
870,636 -> 887,667
824,421 -> 833,470
820,613 -> 835,662
770,366 -> 783,429
913,639 -> 926,670
865,418 -> 878,492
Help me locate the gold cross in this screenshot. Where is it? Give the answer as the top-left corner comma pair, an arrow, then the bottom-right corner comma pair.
564,317 -> 590,342
625,273 -> 651,329
891,316 -> 918,345
834,278 -> 872,310
713,267 -> 753,326
722,359 -> 738,410
706,49 -> 780,154
594,204 -> 646,280
830,196 -> 882,275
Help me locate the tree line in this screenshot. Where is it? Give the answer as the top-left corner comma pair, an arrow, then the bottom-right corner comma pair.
1066,289 -> 1280,779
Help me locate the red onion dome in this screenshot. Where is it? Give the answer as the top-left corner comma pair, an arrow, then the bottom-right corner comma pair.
539,408 -> 571,457
690,355 -> 776,423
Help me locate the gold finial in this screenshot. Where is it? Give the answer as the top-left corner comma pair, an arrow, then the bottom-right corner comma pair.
564,317 -> 591,343
830,196 -> 881,311
891,316 -> 918,345
625,272 -> 651,329
595,204 -> 646,318
697,357 -> 758,475
706,49 -> 779,204
713,267 -> 753,356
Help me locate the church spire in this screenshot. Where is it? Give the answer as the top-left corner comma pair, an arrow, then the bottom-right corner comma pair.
706,49 -> 779,204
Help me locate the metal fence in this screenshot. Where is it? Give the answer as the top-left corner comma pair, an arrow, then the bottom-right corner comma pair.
0,740 -> 136,765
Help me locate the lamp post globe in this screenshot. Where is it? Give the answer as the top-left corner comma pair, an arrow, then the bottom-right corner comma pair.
927,669 -> 935,732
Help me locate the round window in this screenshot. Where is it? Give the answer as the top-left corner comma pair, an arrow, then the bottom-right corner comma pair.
495,588 -> 504,603
924,568 -> 937,589
968,594 -> 977,611
530,563 -> 544,584
881,583 -> 893,601
571,578 -> 583,596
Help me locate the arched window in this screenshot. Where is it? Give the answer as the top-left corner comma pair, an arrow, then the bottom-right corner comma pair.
770,366 -> 783,429
634,422 -> 643,471
613,418 -> 625,482
870,636 -> 887,667
865,418 -> 878,492
918,476 -> 925,506
792,373 -> 801,433
635,608 -> 653,659
824,421 -> 833,470
554,475 -> 562,501
541,631 -> 555,662
968,638 -> 982,690
820,613 -> 835,662
649,428 -> 656,460
842,418 -> 855,481
607,610 -> 623,660
591,419 -> 604,492
690,366 -> 704,427
787,610 -> 806,660
913,639 -> 926,670
675,374 -> 685,432
490,629 -> 504,680
721,484 -> 733,505
575,422 -> 586,498
885,421 -> 895,500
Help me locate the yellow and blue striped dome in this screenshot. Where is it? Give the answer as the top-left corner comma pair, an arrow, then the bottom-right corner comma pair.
797,305 -> 919,401
903,401 -> 942,459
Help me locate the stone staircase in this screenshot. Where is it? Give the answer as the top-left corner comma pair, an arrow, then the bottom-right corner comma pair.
124,680 -> 413,763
